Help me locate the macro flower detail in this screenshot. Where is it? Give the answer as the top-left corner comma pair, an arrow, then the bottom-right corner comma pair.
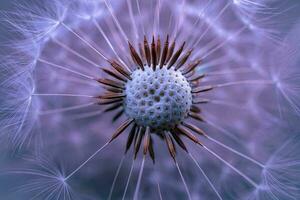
99,36 -> 212,161
1,0 -> 300,200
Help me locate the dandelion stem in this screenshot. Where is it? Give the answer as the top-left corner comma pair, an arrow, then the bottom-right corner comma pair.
157,179 -> 163,200
51,37 -> 100,68
122,159 -> 135,200
206,135 -> 265,168
189,153 -> 223,200
64,142 -> 109,181
201,26 -> 247,59
39,102 -> 96,115
133,156 -> 146,200
175,162 -> 192,200
92,19 -> 129,69
61,22 -> 109,61
102,0 -> 128,42
192,1 -> 232,49
37,58 -> 95,80
135,0 -> 145,35
203,145 -> 258,188
108,155 -> 125,200
31,93 -> 95,98
215,80 -> 274,88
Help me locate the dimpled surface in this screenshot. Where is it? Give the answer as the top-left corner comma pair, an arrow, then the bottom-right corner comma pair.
124,66 -> 192,130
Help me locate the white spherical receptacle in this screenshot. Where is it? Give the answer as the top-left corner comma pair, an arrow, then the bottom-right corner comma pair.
124,66 -> 192,131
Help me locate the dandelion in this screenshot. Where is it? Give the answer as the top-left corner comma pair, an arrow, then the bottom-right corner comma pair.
1,0 -> 300,199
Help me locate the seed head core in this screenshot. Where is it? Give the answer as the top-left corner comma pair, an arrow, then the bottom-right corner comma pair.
124,66 -> 192,131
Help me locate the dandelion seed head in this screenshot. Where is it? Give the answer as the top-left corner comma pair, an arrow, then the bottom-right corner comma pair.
1,0 -> 300,199
124,66 -> 192,130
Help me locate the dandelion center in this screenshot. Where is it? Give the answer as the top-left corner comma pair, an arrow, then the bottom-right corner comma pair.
98,35 -> 210,161
124,66 -> 192,130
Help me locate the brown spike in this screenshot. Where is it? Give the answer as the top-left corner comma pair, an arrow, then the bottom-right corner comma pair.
102,86 -> 123,94
143,127 -> 151,155
182,59 -> 202,75
165,133 -> 176,161
151,36 -> 157,70
192,99 -> 210,104
134,127 -> 145,159
165,40 -> 176,64
128,41 -> 144,70
104,103 -> 123,113
125,123 -> 137,153
112,109 -> 124,122
148,136 -> 155,163
98,78 -> 125,89
170,131 -> 188,152
167,42 -> 186,69
156,36 -> 161,64
102,68 -> 127,82
98,93 -> 125,100
160,35 -> 169,68
133,126 -> 140,143
188,74 -> 205,82
182,122 -> 207,137
190,105 -> 201,113
175,49 -> 193,70
98,98 -> 123,105
185,70 -> 196,79
175,125 -> 203,146
109,119 -> 134,143
188,112 -> 205,123
144,36 -> 151,66
139,43 -> 145,63
192,85 -> 214,93
109,60 -> 132,80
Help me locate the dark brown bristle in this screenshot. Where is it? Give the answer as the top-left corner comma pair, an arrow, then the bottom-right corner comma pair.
188,74 -> 205,82
109,119 -> 134,143
148,136 -> 155,163
156,36 -> 161,64
112,109 -> 124,122
98,93 -> 125,100
167,42 -> 186,69
192,99 -> 210,104
165,40 -> 176,64
165,133 -> 176,161
171,131 -> 188,152
160,35 -> 169,68
190,105 -> 201,113
133,126 -> 140,145
182,122 -> 207,137
134,127 -> 145,159
104,103 -> 123,113
102,68 -> 127,82
139,42 -> 145,63
192,85 -> 214,93
125,123 -> 137,153
185,70 -> 196,79
151,36 -> 157,70
188,112 -> 205,123
175,126 -> 202,145
128,41 -> 144,70
182,59 -> 202,75
98,78 -> 125,89
175,49 -> 193,71
98,98 -> 123,105
143,127 -> 151,155
144,36 -> 151,66
109,60 -> 132,80
103,86 -> 123,94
